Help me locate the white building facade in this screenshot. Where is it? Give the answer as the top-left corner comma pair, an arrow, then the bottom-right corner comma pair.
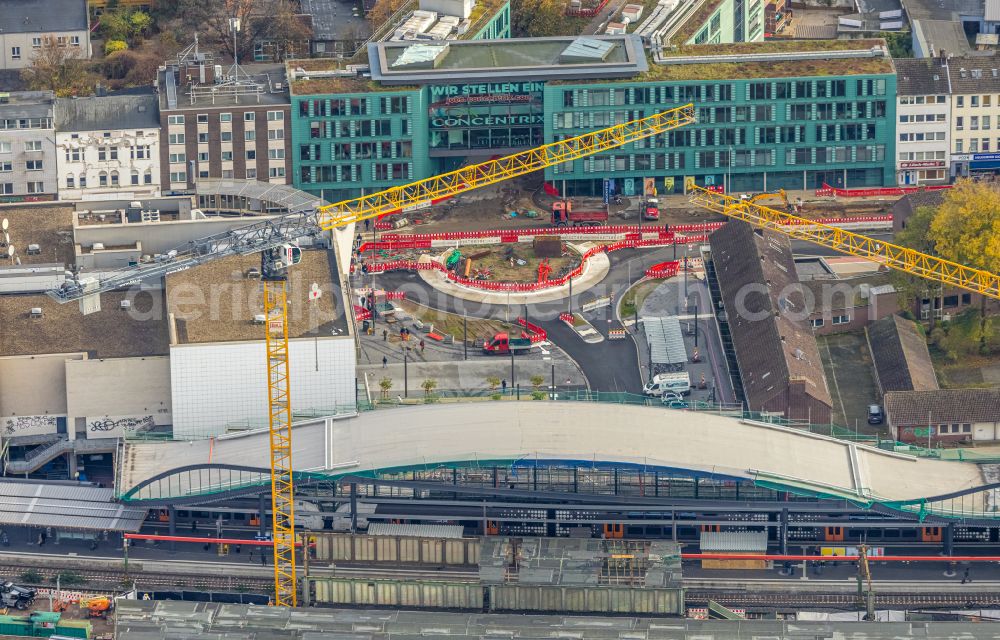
54,94 -> 161,200
893,58 -> 951,186
947,59 -> 1000,180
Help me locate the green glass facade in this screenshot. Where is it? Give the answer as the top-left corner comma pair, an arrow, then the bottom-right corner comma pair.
543,75 -> 897,196
291,61 -> 896,200
686,0 -> 766,45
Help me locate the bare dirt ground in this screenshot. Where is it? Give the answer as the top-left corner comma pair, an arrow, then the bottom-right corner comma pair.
453,243 -> 579,282
388,175 -> 899,236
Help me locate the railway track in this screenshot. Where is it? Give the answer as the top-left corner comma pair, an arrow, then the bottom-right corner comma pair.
4,551 -> 1000,610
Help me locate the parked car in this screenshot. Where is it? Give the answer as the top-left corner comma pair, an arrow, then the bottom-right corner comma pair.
867,404 -> 884,425
661,391 -> 684,405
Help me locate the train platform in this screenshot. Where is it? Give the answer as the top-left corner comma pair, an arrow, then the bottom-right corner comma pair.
117,403 -> 990,516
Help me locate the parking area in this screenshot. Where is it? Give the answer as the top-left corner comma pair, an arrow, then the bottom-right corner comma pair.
817,332 -> 884,435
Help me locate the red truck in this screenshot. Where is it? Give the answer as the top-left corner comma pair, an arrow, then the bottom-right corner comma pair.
551,200 -> 608,227
483,332 -> 533,355
643,197 -> 660,221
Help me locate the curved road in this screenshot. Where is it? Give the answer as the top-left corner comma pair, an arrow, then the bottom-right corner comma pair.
370,246 -> 692,395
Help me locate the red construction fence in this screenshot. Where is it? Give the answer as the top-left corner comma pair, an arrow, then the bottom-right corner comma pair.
815,183 -> 952,198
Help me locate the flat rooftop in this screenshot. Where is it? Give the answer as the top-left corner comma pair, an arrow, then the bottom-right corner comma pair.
0,204 -> 75,267
639,39 -> 894,82
0,290 -> 169,358
165,250 -> 347,345
368,35 -> 648,85
158,63 -> 290,112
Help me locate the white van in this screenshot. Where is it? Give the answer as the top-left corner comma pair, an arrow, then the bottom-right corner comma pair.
642,372 -> 691,397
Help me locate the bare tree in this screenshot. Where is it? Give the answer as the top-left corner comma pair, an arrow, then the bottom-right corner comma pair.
20,37 -> 96,97
167,0 -> 311,62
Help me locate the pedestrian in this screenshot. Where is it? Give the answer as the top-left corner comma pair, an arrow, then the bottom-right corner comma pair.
382,329 -> 388,341
501,379 -> 507,394
192,520 -> 198,532
382,356 -> 388,368
419,339 -> 425,353
365,218 -> 370,231
261,553 -> 267,567
963,567 -> 971,584
248,549 -> 254,563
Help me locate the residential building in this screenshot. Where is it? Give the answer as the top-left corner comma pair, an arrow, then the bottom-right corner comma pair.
893,58 -> 951,185
54,94 -> 161,200
947,57 -> 1000,179
290,37 -> 897,201
0,0 -> 90,70
0,91 -> 58,202
709,220 -> 834,423
156,52 -> 291,194
886,388 -> 1000,443
865,314 -> 938,396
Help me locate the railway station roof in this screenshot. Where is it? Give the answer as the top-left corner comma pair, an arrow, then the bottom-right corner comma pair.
118,403 -> 987,516
0,480 -> 147,532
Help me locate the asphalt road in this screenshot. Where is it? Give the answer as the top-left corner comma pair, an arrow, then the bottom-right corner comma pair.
371,246 -> 706,395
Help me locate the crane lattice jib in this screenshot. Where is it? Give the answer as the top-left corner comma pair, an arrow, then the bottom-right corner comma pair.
315,104 -> 696,229
689,186 -> 1000,300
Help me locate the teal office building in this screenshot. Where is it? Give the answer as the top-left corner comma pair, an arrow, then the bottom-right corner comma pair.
290,36 -> 896,201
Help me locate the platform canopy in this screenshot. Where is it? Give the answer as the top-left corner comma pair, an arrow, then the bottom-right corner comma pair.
0,480 -> 147,532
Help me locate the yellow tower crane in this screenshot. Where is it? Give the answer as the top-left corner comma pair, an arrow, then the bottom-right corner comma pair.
688,185 -> 1000,300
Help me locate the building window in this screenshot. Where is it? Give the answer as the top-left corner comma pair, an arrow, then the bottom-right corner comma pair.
0,161 -> 11,172
198,170 -> 209,178
99,171 -> 108,186
221,131 -> 232,142
246,168 -> 257,179
110,170 -> 119,186
24,141 -> 41,151
198,132 -> 209,143
268,129 -> 284,140
168,115 -> 185,125
244,112 -> 255,122
70,36 -> 80,46
98,147 -> 107,161
66,175 -> 74,188
131,170 -> 139,185
246,150 -> 256,160
197,114 -> 208,123
198,152 -> 209,162
25,160 -> 42,171
144,170 -> 152,184
832,314 -> 851,325
268,148 -> 284,159
169,171 -> 187,183
11,47 -> 20,60
812,318 -> 825,328
245,130 -> 255,141
168,133 -> 185,144
78,173 -> 86,187
0,183 -> 11,195
221,151 -> 233,161
169,153 -> 185,164
26,181 -> 43,193
222,170 -> 233,179
266,110 -> 283,121
0,142 -> 9,153
110,147 -> 118,160
32,37 -> 41,48
269,167 -> 285,178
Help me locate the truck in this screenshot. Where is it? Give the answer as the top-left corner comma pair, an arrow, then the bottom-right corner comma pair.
0,582 -> 37,610
551,200 -> 608,227
642,372 -> 691,397
483,332 -> 533,355
643,197 -> 660,221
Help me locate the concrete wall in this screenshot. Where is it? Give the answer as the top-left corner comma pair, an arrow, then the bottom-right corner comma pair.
169,337 -> 356,438
73,216 -> 282,256
0,352 -> 83,436
65,356 -> 172,439
0,127 -> 58,199
0,32 -> 89,70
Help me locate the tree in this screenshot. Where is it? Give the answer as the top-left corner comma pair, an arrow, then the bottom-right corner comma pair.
891,203 -> 938,313
927,180 -> 1000,351
164,0 -> 311,62
530,375 -> 545,390
486,376 -> 501,392
378,376 -> 393,399
880,31 -> 912,58
21,37 -> 96,97
510,0 -> 574,37
101,8 -> 152,45
105,40 -> 129,55
421,378 -> 438,397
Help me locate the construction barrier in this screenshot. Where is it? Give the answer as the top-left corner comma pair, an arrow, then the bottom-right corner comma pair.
559,312 -> 574,324
608,329 -> 627,340
566,0 -> 609,17
354,305 -> 372,322
645,261 -> 680,278
517,317 -> 548,342
815,182 -> 952,198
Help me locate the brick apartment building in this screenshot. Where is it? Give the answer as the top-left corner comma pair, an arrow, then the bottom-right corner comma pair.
156,50 -> 291,194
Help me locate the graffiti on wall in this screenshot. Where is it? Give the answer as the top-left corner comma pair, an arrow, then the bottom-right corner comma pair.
4,415 -> 58,435
88,416 -> 155,434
